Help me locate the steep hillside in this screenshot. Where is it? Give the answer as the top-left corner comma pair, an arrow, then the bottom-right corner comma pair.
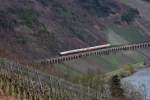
0,0 -> 124,63
35,0 -> 150,78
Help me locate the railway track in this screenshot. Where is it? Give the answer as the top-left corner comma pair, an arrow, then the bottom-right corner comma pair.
37,42 -> 150,65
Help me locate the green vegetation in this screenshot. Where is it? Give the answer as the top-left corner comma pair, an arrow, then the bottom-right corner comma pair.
5,7 -> 40,30
65,62 -> 146,90
37,0 -> 53,6
143,0 -> 150,2
15,36 -> 28,45
122,64 -> 135,74
54,64 -> 81,78
18,9 -> 39,29
110,75 -> 124,97
73,74 -> 106,90
93,55 -> 121,71
105,62 -> 146,81
110,24 -> 150,43
121,0 -> 129,4
0,18 -> 16,31
14,8 -> 51,33
0,10 -> 16,31
38,24 -> 49,33
121,8 -> 139,23
73,30 -> 94,42
79,0 -> 119,17
0,0 -> 125,62
0,58 -> 6,65
53,4 -> 73,18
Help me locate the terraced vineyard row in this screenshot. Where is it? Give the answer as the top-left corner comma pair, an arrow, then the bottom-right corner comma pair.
0,58 -> 112,100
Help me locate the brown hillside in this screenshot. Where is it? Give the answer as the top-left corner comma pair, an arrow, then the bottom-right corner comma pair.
0,0 -> 124,63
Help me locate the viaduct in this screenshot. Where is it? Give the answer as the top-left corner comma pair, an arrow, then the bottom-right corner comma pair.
38,42 -> 150,65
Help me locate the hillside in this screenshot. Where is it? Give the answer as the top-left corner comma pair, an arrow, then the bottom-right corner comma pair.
34,0 -> 150,79
0,0 -> 150,99
0,0 -> 125,63
0,0 -> 150,80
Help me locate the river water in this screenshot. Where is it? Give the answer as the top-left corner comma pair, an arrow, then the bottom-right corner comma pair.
121,67 -> 150,100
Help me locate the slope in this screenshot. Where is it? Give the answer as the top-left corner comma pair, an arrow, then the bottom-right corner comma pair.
0,0 -> 123,63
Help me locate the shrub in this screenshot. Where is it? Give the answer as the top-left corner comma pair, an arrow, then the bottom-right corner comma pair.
38,24 -> 49,33
143,0 -> 150,2
121,8 -> 139,23
123,64 -> 135,75
78,0 -> 119,17
3,7 -> 40,30
16,37 -> 27,45
0,58 -> 6,65
110,75 -> 124,97
52,3 -> 73,18
36,0 -> 53,6
0,11 -> 17,31
18,9 -> 39,29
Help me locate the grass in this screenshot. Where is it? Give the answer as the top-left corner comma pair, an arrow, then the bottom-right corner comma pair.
91,55 -> 121,71
53,63 -> 82,77
105,62 -> 146,81
104,28 -> 127,45
110,24 -> 150,43
120,0 -> 129,4
120,0 -> 130,4
55,48 -> 147,75
89,52 -> 145,71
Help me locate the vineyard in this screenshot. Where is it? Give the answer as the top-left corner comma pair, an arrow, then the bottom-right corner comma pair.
0,58 -> 112,100
0,42 -> 149,99
0,0 -> 150,99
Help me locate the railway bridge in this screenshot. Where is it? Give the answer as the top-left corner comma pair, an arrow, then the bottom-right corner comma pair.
37,42 -> 150,65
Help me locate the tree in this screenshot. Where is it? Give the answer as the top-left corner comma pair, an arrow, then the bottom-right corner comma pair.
121,8 -> 139,24
110,75 -> 124,97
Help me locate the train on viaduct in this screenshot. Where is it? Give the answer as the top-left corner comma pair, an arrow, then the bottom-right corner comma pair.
37,42 -> 150,65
